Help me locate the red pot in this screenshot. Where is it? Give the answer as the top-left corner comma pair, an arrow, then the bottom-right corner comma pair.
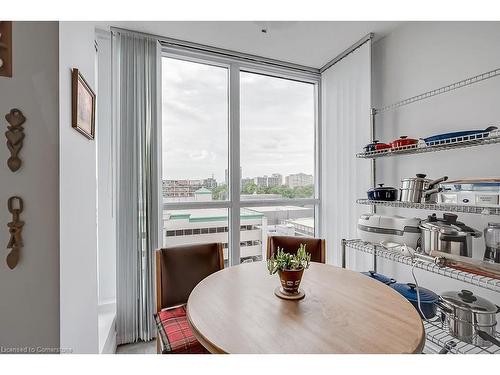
375,142 -> 392,151
390,136 -> 418,149
278,268 -> 304,294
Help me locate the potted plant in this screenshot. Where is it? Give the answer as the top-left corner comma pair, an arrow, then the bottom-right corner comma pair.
267,244 -> 311,295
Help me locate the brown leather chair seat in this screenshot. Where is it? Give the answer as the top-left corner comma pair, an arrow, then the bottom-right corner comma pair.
266,236 -> 326,263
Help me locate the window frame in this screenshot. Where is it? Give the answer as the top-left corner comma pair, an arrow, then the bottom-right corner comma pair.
161,47 -> 322,266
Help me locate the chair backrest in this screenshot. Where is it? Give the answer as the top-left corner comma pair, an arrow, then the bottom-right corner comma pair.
156,243 -> 224,311
266,236 -> 326,264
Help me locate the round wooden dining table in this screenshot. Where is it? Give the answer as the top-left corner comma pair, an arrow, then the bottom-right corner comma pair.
187,262 -> 425,354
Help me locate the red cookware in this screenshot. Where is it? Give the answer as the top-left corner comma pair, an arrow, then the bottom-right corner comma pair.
390,136 -> 418,149
375,142 -> 391,151
364,140 -> 391,152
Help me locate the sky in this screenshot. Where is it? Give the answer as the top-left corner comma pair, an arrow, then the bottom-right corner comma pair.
162,57 -> 315,183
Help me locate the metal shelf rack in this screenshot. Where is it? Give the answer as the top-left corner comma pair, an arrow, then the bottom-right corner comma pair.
374,67 -> 500,115
350,66 -> 500,354
357,130 -> 500,159
423,319 -> 500,354
356,198 -> 500,216
342,239 -> 500,293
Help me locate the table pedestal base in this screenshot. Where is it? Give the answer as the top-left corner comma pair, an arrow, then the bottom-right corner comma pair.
274,286 -> 305,300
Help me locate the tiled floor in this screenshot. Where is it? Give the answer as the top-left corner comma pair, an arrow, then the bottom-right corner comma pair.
116,340 -> 157,354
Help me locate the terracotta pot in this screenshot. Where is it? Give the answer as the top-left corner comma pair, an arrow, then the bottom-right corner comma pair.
278,268 -> 304,294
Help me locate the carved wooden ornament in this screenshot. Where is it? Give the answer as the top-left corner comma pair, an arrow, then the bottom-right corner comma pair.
5,108 -> 26,172
6,196 -> 24,269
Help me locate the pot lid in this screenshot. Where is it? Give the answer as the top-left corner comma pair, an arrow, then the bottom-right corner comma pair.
391,283 -> 438,303
419,220 -> 461,235
368,184 -> 397,192
361,270 -> 396,285
441,290 -> 499,313
401,174 -> 431,183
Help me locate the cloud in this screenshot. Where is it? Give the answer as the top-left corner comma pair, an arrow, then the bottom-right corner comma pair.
162,57 -> 314,182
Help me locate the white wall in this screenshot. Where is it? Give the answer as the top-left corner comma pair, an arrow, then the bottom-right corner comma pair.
0,21 -> 60,351
96,30 -> 116,307
96,29 -> 117,354
59,21 -> 99,353
371,22 -> 500,304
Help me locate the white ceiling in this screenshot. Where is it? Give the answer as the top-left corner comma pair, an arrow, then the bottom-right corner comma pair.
96,21 -> 404,68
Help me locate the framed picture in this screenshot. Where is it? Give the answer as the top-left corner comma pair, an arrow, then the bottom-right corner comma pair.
71,68 -> 96,140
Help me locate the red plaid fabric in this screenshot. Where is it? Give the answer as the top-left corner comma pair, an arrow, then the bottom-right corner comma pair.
154,305 -> 209,354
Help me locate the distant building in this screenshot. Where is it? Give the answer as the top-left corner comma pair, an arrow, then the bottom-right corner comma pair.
203,177 -> 217,189
284,217 -> 315,237
254,176 -> 268,187
164,208 -> 267,263
162,179 -> 203,198
285,173 -> 313,188
267,173 -> 283,187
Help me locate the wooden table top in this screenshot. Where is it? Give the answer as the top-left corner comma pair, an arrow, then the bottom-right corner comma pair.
187,262 -> 425,354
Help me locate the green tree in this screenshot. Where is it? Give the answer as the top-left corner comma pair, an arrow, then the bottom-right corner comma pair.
242,182 -> 257,194
211,184 -> 228,200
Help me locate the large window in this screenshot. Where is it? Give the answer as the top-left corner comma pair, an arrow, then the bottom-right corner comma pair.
240,72 -> 316,200
162,52 -> 320,266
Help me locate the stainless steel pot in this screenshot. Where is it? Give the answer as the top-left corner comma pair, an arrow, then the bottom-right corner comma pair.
440,289 -> 500,348
419,213 -> 482,257
400,174 -> 448,203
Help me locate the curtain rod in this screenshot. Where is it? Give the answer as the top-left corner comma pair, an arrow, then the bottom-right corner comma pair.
320,33 -> 374,73
110,26 -> 320,75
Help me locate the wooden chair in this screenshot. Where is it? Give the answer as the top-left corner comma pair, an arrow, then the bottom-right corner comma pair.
154,243 -> 224,354
266,236 -> 326,264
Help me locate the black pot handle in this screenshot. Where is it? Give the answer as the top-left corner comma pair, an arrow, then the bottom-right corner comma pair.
496,305 -> 500,314
477,330 -> 500,348
440,234 -> 467,244
435,300 -> 453,314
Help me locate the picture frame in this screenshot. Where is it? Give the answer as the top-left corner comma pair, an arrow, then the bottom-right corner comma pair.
71,68 -> 96,140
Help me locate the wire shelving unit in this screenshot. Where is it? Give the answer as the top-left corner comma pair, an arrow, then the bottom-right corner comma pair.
342,239 -> 500,293
356,198 -> 500,216
357,130 -> 500,159
346,66 -> 500,354
423,319 -> 500,354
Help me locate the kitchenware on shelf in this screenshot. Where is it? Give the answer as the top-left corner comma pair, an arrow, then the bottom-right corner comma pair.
390,136 -> 419,149
379,241 -> 415,256
367,184 -> 398,201
419,213 -> 482,257
390,282 -> 439,319
423,126 -> 498,145
440,289 -> 500,347
438,178 -> 500,206
361,270 -> 396,285
364,140 -> 391,152
357,214 -> 421,249
484,223 -> 500,264
399,174 -> 448,203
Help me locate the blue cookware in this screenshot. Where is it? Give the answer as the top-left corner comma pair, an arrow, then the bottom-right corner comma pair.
361,270 -> 396,285
423,126 -> 498,145
391,282 -> 439,319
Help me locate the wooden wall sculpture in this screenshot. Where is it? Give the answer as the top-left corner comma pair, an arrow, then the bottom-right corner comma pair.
0,21 -> 12,77
6,196 -> 24,269
5,108 -> 25,172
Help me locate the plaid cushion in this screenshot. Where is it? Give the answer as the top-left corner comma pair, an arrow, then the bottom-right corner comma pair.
154,305 -> 209,354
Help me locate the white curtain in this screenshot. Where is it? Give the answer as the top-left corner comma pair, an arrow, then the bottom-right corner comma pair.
113,30 -> 161,344
321,41 -> 372,269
